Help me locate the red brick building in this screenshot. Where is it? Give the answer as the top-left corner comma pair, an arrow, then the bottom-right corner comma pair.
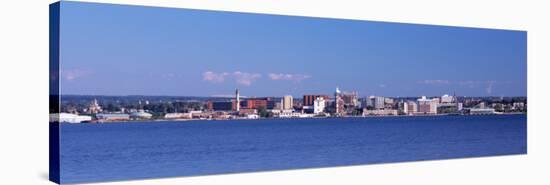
303,95 -> 330,106
242,97 -> 270,109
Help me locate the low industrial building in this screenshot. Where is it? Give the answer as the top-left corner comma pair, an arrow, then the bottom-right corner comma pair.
96,113 -> 130,121
50,113 -> 92,123
130,111 -> 153,120
469,108 -> 496,115
363,109 -> 398,116
164,113 -> 192,119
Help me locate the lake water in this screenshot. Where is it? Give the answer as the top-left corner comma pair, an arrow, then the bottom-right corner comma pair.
59,115 -> 527,184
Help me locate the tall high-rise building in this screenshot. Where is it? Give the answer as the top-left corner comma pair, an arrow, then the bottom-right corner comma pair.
283,95 -> 293,110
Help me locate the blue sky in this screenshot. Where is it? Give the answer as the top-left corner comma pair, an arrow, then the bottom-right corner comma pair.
59,1 -> 527,97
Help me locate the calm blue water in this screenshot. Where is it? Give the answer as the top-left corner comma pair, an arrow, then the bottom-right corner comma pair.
59,115 -> 526,184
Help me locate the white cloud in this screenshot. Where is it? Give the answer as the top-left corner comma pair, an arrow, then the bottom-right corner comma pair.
458,80 -> 497,88
417,80 -> 450,85
203,71 -> 261,86
233,71 -> 261,86
202,71 -> 229,83
268,73 -> 311,82
61,69 -> 91,81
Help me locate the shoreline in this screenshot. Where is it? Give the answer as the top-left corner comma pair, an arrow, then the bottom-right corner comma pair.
57,112 -> 526,124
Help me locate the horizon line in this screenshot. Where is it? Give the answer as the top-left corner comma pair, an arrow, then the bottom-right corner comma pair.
59,94 -> 528,98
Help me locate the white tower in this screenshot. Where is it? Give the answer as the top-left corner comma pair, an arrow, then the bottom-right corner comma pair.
235,88 -> 240,111
335,87 -> 342,115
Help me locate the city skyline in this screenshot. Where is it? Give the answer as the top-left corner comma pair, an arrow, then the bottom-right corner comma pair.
59,2 -> 526,97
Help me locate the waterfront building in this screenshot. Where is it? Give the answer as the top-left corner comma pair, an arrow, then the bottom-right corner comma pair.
276,101 -> 283,110
242,97 -> 270,109
211,111 -> 232,119
441,94 -> 454,103
478,102 -> 486,109
96,113 -> 130,121
283,95 -> 293,110
313,97 -> 326,114
246,114 -> 260,119
469,108 -> 496,115
238,109 -> 258,116
303,95 -> 330,106
374,96 -> 385,110
363,109 -> 398,116
362,96 -> 374,108
130,110 -> 153,120
302,106 -> 314,114
417,96 -> 438,114
403,101 -> 418,114
208,101 -> 234,111
206,101 -> 213,111
271,109 -> 292,117
50,113 -> 92,123
384,98 -> 394,104
512,102 -> 525,110
340,91 -> 359,107
273,110 -> 314,118
164,113 -> 192,119
432,98 -> 440,104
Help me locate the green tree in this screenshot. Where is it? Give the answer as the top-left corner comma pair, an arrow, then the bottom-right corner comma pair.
256,107 -> 272,118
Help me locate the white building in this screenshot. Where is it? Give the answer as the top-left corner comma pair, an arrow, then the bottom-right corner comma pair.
363,109 -> 398,116
403,101 -> 418,114
130,110 -> 153,119
164,113 -> 192,119
470,108 -> 496,115
313,97 -> 326,114
50,113 -> 92,123
246,114 -> 259,119
374,96 -> 385,110
273,110 -> 314,118
363,96 -> 374,108
441,94 -> 454,103
283,95 -> 293,110
417,96 -> 439,114
96,113 -> 130,121
478,102 -> 486,109
384,98 -> 394,104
